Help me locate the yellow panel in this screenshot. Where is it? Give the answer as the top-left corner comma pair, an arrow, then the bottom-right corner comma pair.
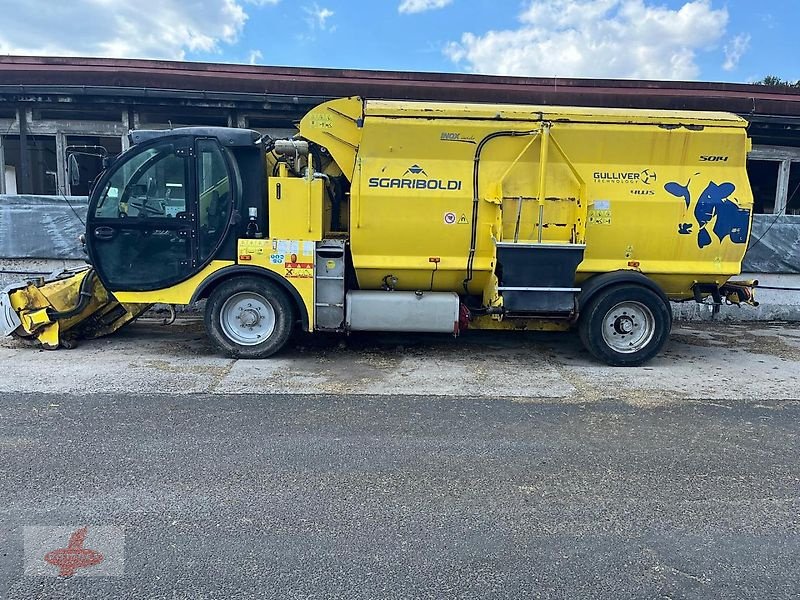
470,316 -> 571,332
364,99 -> 747,128
352,117 -> 484,295
298,96 -> 364,181
560,123 -> 753,293
238,238 -> 316,331
269,177 -> 324,241
348,107 -> 753,301
113,240 -> 317,332
114,260 -> 234,304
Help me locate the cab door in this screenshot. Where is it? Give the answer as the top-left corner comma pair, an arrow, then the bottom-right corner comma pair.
87,137 -> 234,292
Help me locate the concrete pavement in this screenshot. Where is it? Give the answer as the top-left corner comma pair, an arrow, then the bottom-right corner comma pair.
1,319 -> 800,402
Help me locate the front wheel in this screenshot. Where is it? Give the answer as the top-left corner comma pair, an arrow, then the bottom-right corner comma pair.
578,284 -> 672,367
205,277 -> 295,358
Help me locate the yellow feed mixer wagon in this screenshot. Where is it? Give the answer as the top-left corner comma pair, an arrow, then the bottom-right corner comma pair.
1,97 -> 757,365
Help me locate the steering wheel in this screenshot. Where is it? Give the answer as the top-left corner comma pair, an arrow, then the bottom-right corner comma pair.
136,177 -> 165,216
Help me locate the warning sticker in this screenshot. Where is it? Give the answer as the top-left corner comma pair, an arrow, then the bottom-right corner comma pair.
457,214 -> 469,225
443,211 -> 456,225
588,210 -> 612,225
284,262 -> 313,278
242,240 -> 267,255
589,199 -> 612,225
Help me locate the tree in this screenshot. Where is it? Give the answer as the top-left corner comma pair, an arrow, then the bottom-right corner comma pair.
754,76 -> 800,88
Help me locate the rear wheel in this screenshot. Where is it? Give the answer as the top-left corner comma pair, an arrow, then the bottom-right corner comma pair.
205,277 -> 294,358
578,284 -> 671,367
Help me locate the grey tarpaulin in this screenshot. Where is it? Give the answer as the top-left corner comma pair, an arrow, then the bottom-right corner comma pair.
1,195 -> 799,274
0,195 -> 88,259
743,214 -> 800,275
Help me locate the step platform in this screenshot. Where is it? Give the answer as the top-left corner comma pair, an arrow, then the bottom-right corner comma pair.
496,242 -> 585,314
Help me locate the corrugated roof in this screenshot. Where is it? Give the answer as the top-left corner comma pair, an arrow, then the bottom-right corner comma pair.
1,55 -> 799,117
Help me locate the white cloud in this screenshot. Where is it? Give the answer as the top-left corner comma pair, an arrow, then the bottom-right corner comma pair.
0,0 -> 250,60
304,3 -> 335,31
399,0 -> 453,14
248,49 -> 263,65
722,33 -> 750,71
445,0 -> 730,80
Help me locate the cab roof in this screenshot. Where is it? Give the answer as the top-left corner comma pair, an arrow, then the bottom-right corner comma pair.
128,127 -> 260,147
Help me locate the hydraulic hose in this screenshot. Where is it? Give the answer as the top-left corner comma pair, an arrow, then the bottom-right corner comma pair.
46,269 -> 97,320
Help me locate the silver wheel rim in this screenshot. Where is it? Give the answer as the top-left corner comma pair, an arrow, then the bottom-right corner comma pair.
601,301 -> 656,354
219,291 -> 276,346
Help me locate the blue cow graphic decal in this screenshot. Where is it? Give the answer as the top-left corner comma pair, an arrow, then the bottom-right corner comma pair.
665,180 -> 750,249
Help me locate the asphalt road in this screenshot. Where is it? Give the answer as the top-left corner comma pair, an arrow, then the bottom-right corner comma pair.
1,392 -> 798,599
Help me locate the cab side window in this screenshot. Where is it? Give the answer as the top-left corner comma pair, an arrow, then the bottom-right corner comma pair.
197,139 -> 232,262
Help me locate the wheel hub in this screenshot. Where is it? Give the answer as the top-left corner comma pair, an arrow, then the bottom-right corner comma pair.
601,301 -> 656,354
614,315 -> 635,334
219,292 -> 276,346
238,306 -> 261,328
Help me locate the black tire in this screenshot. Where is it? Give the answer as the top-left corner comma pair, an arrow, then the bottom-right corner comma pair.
578,284 -> 672,367
60,338 -> 78,350
204,276 -> 295,359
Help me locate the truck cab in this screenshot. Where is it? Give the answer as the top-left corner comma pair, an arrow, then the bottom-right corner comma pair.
86,127 -> 266,294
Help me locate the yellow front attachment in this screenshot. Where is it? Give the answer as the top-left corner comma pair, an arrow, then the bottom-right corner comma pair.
4,268 -> 149,349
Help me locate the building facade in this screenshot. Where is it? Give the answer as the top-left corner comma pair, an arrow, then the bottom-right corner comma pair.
2,56 -> 800,208
1,56 -> 799,316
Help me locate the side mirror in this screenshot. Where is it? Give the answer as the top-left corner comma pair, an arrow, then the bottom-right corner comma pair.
68,154 -> 81,187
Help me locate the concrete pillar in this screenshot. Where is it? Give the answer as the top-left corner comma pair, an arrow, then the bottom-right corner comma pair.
17,107 -> 33,194
0,135 -> 5,194
776,159 -> 791,214
55,132 -> 67,195
121,108 -> 134,151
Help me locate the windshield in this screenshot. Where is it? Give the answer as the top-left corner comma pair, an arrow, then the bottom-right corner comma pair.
94,145 -> 187,219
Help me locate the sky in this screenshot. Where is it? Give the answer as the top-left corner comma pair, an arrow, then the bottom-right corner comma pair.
0,0 -> 797,83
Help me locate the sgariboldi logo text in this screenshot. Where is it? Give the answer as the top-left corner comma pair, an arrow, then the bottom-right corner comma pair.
368,164 -> 463,191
